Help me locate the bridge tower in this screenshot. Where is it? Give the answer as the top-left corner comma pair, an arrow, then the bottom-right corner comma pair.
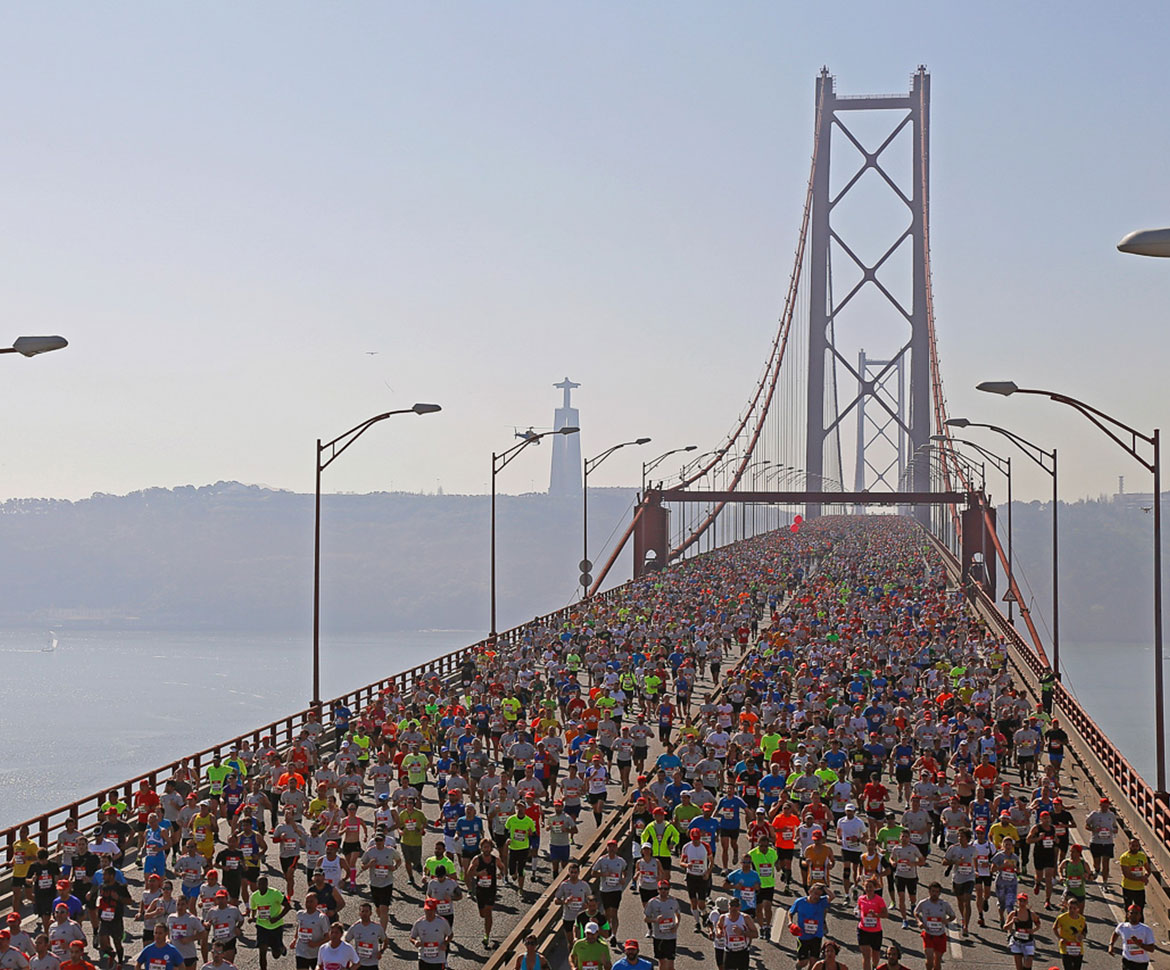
805,67 -> 932,523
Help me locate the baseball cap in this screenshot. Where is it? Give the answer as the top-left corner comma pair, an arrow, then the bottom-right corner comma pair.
657,880 -> 670,888
215,889 -> 229,898
623,940 -> 639,951
584,922 -> 600,934
423,899 -> 438,911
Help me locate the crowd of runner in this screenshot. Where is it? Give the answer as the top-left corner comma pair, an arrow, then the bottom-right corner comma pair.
1,515 -> 1159,970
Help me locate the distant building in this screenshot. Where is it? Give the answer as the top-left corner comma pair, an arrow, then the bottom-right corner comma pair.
1113,489 -> 1168,510
549,378 -> 582,497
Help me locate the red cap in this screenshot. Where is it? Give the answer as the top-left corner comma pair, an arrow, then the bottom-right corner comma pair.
657,880 -> 670,888
215,889 -> 229,898
624,940 -> 639,950
525,792 -> 536,800
0,930 -> 9,940
424,898 -> 438,911
5,915 -> 19,924
206,870 -> 218,878
812,830 -> 825,840
607,839 -> 618,847
326,840 -> 339,847
56,879 -> 71,889
653,808 -> 666,816
702,802 -> 714,810
1100,797 -> 1110,804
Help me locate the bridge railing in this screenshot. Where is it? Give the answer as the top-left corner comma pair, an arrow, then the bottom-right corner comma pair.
0,586 -> 627,882
925,528 -> 1170,887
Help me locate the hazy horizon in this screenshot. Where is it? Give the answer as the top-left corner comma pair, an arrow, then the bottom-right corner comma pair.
0,3 -> 1166,507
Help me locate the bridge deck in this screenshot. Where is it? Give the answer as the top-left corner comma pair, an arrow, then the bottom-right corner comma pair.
4,516 -> 1163,970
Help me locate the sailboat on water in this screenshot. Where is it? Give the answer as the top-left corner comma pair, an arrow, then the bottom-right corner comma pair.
43,631 -> 58,653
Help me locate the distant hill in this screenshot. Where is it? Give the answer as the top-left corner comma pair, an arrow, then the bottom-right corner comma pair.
1004,495 -> 1165,644
0,485 -> 1157,642
0,483 -> 639,634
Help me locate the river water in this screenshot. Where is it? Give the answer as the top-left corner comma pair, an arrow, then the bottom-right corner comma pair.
0,628 -> 473,829
0,630 -> 1160,830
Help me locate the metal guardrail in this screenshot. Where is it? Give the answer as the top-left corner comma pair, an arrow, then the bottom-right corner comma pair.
0,587 -> 625,889
484,798 -> 637,970
924,527 -> 1170,889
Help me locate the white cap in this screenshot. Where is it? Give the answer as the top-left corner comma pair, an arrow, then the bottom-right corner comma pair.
585,922 -> 600,934
845,803 -> 857,811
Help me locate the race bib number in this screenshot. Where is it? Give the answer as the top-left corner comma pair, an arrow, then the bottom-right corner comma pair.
803,919 -> 819,936
602,876 -> 621,891
1065,942 -> 1081,955
861,913 -> 878,929
256,906 -> 271,922
925,918 -> 942,934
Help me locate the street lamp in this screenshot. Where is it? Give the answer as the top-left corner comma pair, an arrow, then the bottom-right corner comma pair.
934,434 -> 1014,619
0,336 -> 69,357
976,379 -> 1167,796
740,459 -> 771,539
491,426 -> 579,637
948,415 -> 1060,685
583,437 -> 650,598
313,402 -> 441,707
642,445 -> 697,493
1118,228 -> 1170,258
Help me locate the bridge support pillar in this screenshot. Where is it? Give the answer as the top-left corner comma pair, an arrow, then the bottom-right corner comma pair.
633,496 -> 670,579
961,502 -> 997,600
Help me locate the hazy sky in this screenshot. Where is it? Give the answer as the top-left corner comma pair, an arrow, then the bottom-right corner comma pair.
0,2 -> 1166,504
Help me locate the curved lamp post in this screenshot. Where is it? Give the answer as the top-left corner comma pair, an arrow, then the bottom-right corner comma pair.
976,379 -> 1166,795
934,434 -> 1014,620
0,336 -> 69,357
313,403 -> 442,707
583,437 -> 650,598
491,426 -> 579,637
642,445 -> 697,493
948,415 -> 1059,689
1118,228 -> 1170,258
